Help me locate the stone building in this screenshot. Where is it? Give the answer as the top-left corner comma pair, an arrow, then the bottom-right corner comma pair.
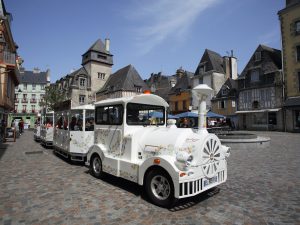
192,49 -> 237,110
51,38 -> 113,106
144,72 -> 177,103
9,68 -> 50,128
0,0 -> 21,123
96,64 -> 148,101
168,68 -> 194,114
236,45 -> 283,131
278,0 -> 300,132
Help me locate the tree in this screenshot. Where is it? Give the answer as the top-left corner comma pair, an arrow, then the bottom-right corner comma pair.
39,85 -> 65,111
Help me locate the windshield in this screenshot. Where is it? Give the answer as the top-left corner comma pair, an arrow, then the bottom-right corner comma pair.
126,103 -> 165,126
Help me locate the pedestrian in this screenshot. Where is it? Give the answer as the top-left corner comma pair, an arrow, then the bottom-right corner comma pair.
19,119 -> 24,135
1,119 -> 6,142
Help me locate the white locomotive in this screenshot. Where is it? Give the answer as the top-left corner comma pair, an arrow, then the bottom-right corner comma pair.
86,85 -> 230,207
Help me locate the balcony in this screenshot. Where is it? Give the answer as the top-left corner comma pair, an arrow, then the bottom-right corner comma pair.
30,99 -> 37,103
21,99 -> 28,103
0,51 -> 16,66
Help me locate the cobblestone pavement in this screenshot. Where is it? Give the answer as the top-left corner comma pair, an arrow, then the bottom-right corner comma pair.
0,130 -> 299,225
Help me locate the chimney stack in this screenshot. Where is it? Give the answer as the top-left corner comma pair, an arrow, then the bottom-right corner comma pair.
105,38 -> 110,52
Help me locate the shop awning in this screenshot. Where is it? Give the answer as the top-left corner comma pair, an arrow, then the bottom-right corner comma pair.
235,108 -> 281,114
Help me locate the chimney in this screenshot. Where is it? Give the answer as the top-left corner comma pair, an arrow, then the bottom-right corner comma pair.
33,67 -> 40,74
223,51 -> 238,80
46,69 -> 50,82
105,38 -> 110,52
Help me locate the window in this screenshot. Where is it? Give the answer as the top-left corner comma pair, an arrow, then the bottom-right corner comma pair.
255,52 -> 261,61
251,70 -> 259,82
22,105 -> 26,111
135,86 -> 142,93
199,66 -> 205,74
55,115 -> 68,130
126,103 -> 165,126
295,21 -> 300,35
222,87 -> 229,96
232,100 -> 236,108
79,78 -> 85,87
24,84 -> 27,90
97,54 -> 107,60
96,105 -> 124,125
32,84 -> 36,90
183,100 -> 187,110
298,72 -> 300,92
31,105 -> 36,111
252,101 -> 260,109
23,94 -> 27,100
220,100 -> 226,109
32,94 -> 36,100
14,94 -> 18,100
175,102 -> 178,111
297,45 -> 300,62
41,85 -> 45,90
268,112 -> 277,125
199,78 -> 203,84
79,95 -> 85,104
98,73 -> 106,79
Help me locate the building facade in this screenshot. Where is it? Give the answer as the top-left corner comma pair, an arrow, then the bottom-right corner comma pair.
236,45 -> 283,131
8,68 -> 50,128
144,72 -> 177,104
52,38 -> 113,107
278,0 -> 300,132
0,0 -> 21,123
96,64 -> 148,101
168,68 -> 194,114
211,78 -> 238,127
192,49 -> 237,110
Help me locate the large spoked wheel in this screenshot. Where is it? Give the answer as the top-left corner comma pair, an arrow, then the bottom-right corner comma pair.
145,169 -> 175,208
90,154 -> 104,179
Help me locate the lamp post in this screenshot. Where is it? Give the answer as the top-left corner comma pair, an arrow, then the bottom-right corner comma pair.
192,84 -> 213,134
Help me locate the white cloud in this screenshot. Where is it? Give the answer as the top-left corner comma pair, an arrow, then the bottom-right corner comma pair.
129,0 -> 221,55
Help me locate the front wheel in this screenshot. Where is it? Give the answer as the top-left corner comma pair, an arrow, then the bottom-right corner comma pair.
145,169 -> 175,208
90,154 -> 104,179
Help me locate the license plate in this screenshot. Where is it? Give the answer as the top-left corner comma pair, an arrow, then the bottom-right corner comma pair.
203,176 -> 218,187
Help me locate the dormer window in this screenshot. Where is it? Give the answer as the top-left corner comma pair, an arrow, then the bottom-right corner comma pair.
175,88 -> 181,95
222,88 -> 228,96
79,78 -> 86,87
255,52 -> 261,61
252,101 -> 260,109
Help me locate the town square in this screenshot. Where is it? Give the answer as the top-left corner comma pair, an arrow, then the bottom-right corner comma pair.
0,0 -> 300,224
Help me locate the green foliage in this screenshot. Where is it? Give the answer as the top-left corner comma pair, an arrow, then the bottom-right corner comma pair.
39,86 -> 65,111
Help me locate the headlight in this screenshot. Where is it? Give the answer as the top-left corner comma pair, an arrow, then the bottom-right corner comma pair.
176,151 -> 193,166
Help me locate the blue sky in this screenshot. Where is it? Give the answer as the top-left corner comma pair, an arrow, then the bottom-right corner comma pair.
6,0 -> 284,82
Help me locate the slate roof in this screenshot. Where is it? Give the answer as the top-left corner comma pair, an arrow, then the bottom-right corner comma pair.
55,67 -> 88,83
284,96 -> 300,107
239,45 -> 282,79
97,64 -> 148,94
169,71 -> 194,95
145,73 -> 177,100
214,78 -> 238,99
194,49 -> 225,75
18,70 -> 48,84
84,39 -> 111,55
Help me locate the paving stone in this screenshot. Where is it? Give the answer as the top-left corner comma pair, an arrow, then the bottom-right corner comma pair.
0,131 -> 299,224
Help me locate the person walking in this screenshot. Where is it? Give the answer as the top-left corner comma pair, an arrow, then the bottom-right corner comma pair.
19,119 -> 24,135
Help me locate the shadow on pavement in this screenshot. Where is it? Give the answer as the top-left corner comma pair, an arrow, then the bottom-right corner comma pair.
0,142 -> 9,160
85,168 -> 219,210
